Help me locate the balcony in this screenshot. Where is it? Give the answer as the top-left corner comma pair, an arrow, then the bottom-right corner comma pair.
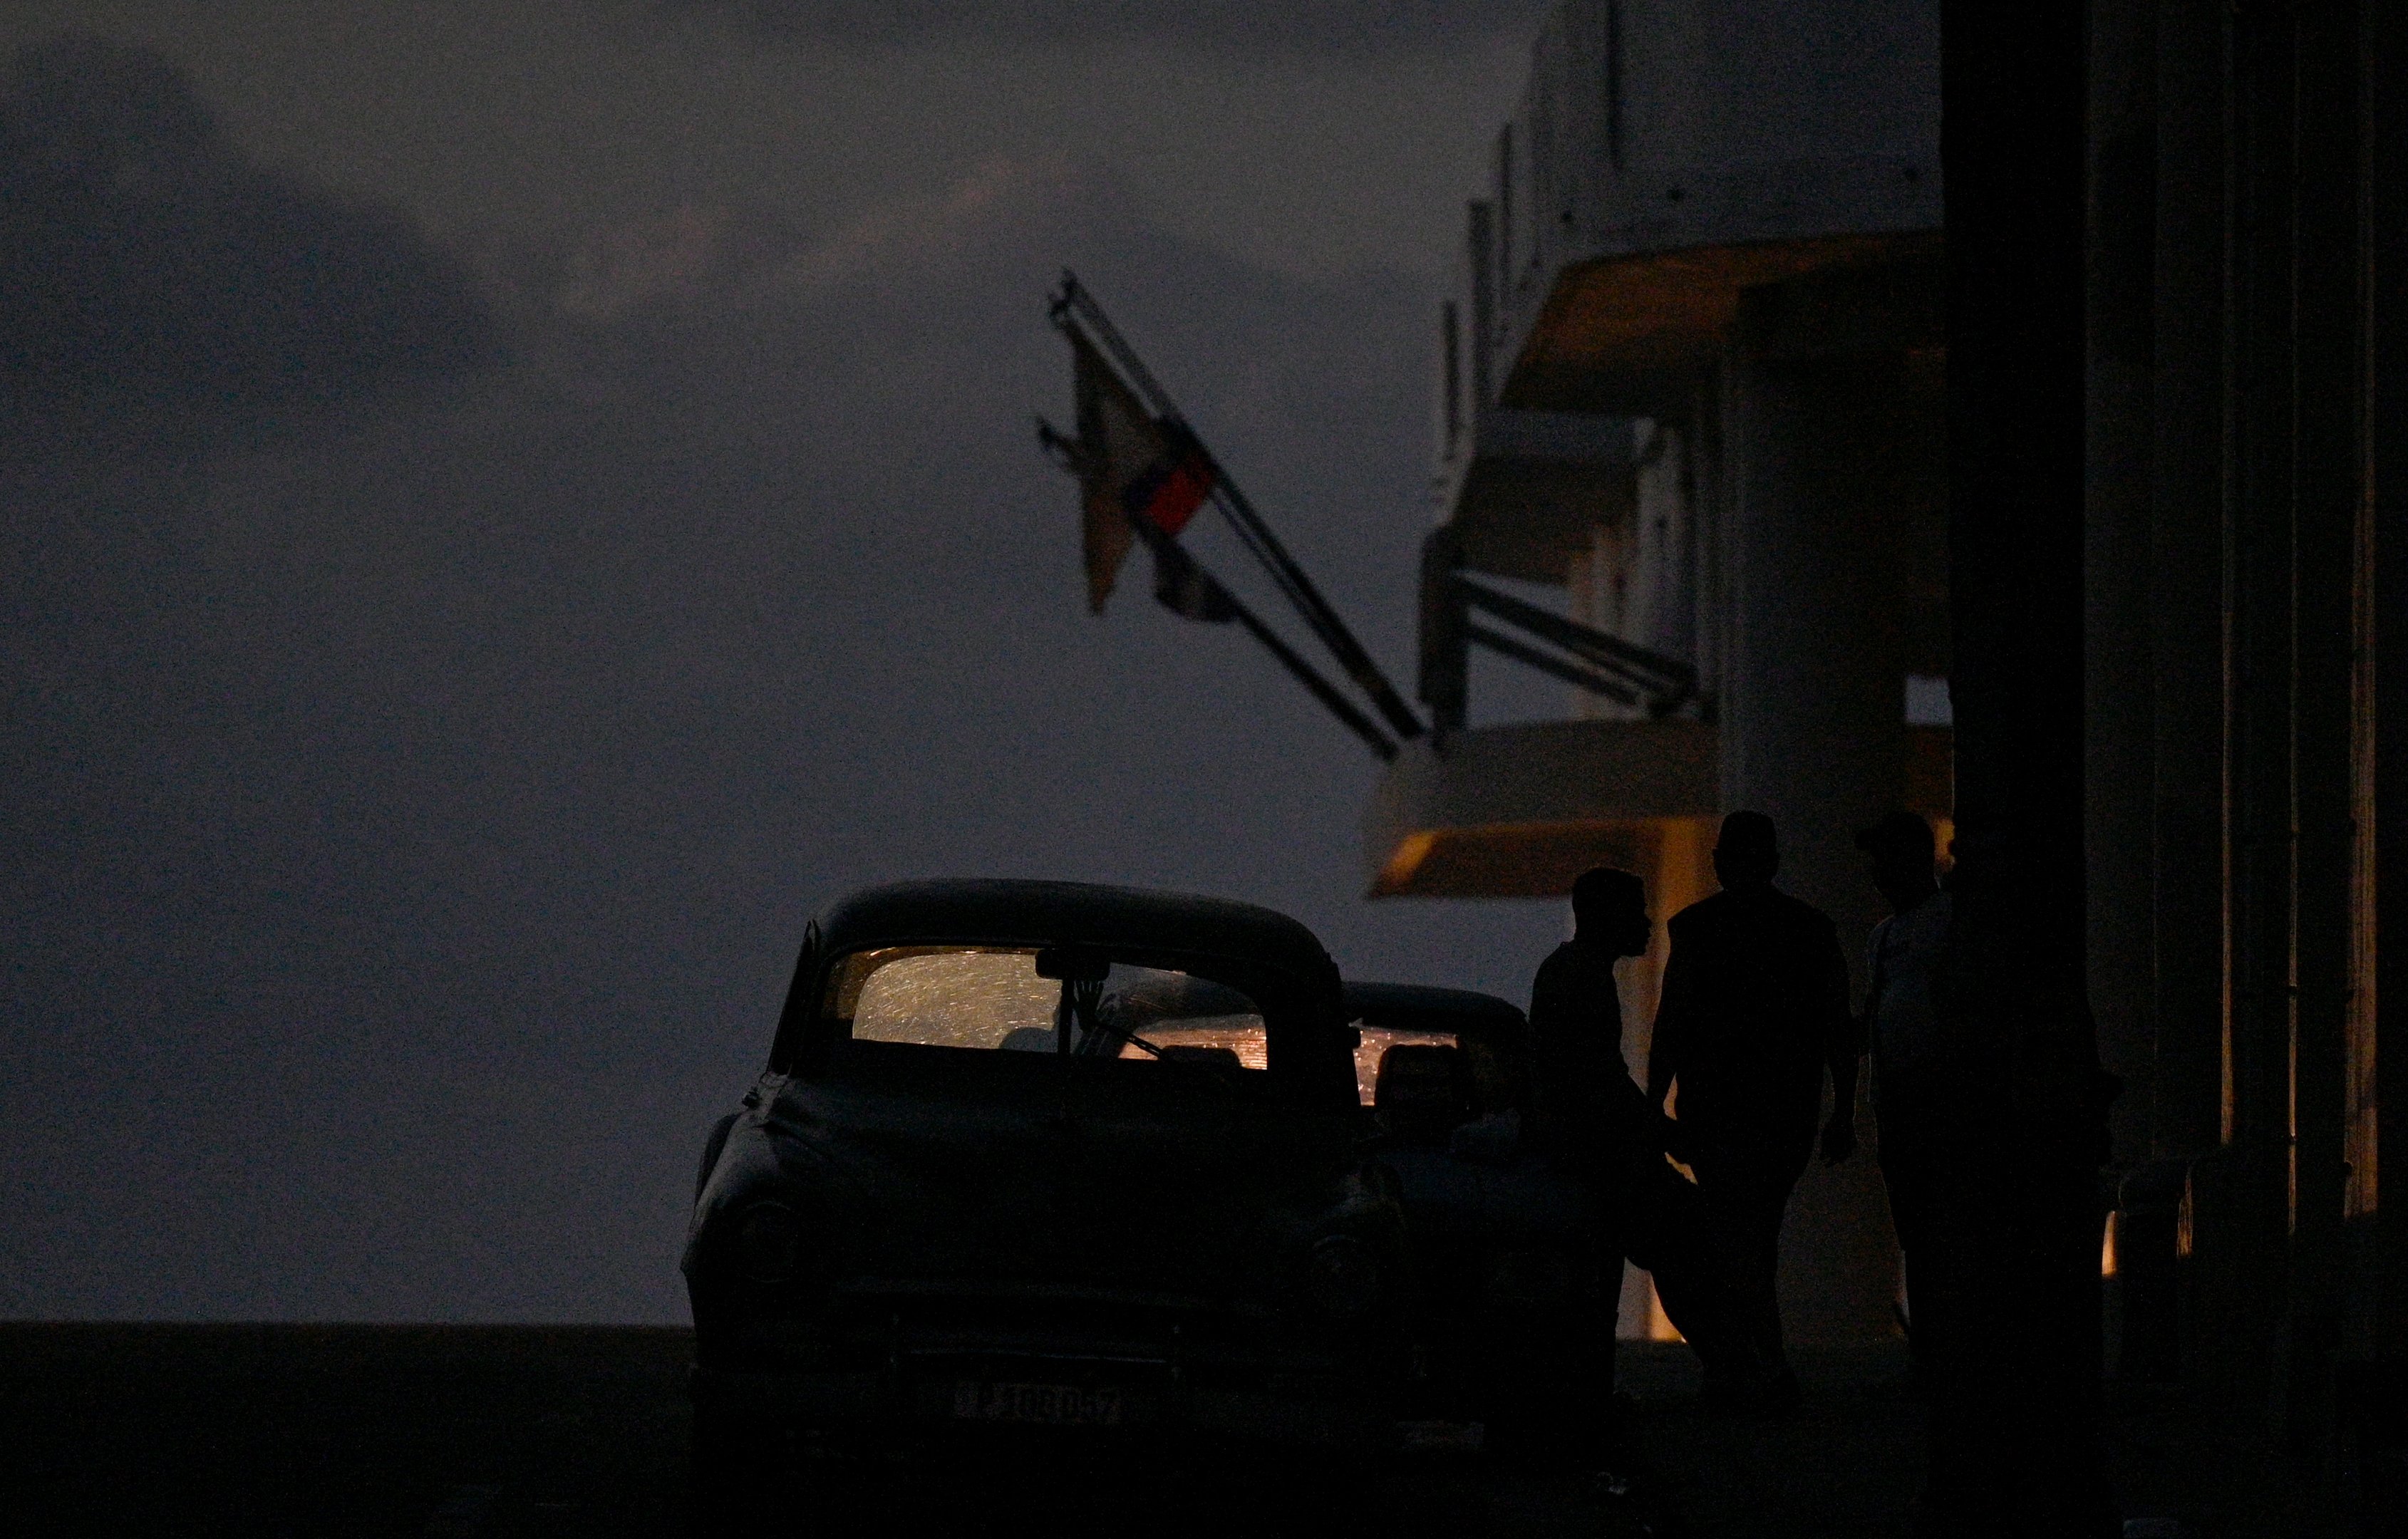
1459,0 -> 1941,418
1363,718 -> 1717,898
1432,408 -> 1634,585
1363,717 -> 1950,899
1379,0 -> 1950,907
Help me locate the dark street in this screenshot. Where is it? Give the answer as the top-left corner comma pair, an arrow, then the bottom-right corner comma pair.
3,1325 -> 1631,1538
2,1327 -> 2325,1538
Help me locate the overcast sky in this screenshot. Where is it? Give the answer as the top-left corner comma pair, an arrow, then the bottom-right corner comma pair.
1,1 -> 1568,1321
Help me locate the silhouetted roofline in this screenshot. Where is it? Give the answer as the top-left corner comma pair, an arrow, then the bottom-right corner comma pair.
1343,980 -> 1526,1036
812,879 -> 1332,977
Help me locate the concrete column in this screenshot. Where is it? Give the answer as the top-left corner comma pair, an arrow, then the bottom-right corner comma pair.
1938,1 -> 2108,1511
2084,0 -> 2159,1173
2148,0 -> 2235,1165
2223,9 -> 2301,1411
1714,266 -> 1939,1344
2284,3 -> 2367,1424
1629,420 -> 1696,666
2370,0 -> 2408,1367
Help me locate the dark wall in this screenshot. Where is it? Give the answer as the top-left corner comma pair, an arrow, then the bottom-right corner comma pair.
2082,0 -> 2405,1459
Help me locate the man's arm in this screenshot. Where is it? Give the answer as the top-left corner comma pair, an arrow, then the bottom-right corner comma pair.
1647,923 -> 1693,1107
1526,949 -> 1567,1040
1817,921 -> 1859,1164
1822,1046 -> 1861,1163
1523,949 -> 1574,1130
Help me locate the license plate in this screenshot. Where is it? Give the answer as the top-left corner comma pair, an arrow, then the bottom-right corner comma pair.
952,1380 -> 1124,1426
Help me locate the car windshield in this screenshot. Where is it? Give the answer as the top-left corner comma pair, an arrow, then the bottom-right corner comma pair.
830,946 -> 1268,1069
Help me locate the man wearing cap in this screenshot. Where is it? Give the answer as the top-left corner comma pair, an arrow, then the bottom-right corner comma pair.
1847,810 -> 1953,1381
1647,812 -> 1856,1410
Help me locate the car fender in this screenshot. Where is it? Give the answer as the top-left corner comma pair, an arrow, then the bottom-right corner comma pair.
694,1112 -> 740,1203
683,1111 -> 782,1273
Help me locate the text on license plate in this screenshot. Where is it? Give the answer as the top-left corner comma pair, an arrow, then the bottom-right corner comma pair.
952,1381 -> 1124,1426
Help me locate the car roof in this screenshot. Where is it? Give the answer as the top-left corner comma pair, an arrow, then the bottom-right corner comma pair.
1343,980 -> 1526,1037
768,881 -> 1354,1087
812,878 -> 1335,988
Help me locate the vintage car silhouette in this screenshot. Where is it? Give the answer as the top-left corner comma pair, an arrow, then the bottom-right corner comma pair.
683,880 -> 1406,1471
1346,982 -> 1611,1450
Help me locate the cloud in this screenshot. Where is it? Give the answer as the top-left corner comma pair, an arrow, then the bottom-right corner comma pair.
777,155 -> 1069,294
0,157 -> 1567,1320
668,0 -> 1550,53
0,36 -> 496,456
547,157 -> 1071,320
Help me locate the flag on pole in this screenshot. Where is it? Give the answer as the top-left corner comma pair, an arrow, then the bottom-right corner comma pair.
1145,530 -> 1239,623
1038,272 -> 1417,761
1066,328 -> 1217,614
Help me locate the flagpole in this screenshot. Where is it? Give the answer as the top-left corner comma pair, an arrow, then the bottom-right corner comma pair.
1052,274 -> 1427,742
1120,507 -> 1400,761
1045,396 -> 1402,760
1206,477 -> 1427,740
1224,594 -> 1401,762
1055,276 -> 1377,676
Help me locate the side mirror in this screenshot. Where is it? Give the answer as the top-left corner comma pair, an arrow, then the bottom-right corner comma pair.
1034,945 -> 1111,983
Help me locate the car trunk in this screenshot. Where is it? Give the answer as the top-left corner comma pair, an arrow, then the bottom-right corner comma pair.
772,1040 -> 1365,1308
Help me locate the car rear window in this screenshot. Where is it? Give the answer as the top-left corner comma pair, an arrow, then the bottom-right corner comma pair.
1352,1028 -> 1459,1107
1349,1022 -> 1529,1115
830,946 -> 1267,1068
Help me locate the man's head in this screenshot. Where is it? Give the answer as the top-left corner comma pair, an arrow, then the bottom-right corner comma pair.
1855,810 -> 1938,911
1712,811 -> 1779,892
1571,866 -> 1650,958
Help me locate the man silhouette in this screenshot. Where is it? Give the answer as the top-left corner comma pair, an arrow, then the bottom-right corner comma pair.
1647,812 -> 1855,1410
1529,867 -> 1758,1407
1528,868 -> 1653,1173
1846,811 -> 1952,1381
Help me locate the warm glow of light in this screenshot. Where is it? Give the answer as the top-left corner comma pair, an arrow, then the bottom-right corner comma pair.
1647,1278 -> 1683,1342
2100,1211 -> 2118,1278
1376,830 -> 1438,892
1616,1264 -> 1687,1342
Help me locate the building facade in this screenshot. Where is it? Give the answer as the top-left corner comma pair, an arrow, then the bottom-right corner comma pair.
1370,0 -> 1946,1344
1368,0 -> 2405,1483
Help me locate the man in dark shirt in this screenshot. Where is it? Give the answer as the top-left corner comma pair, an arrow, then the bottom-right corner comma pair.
1529,866 -> 1757,1401
1647,812 -> 1856,1409
1849,810 -> 1953,1381
1529,867 -> 1655,1171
